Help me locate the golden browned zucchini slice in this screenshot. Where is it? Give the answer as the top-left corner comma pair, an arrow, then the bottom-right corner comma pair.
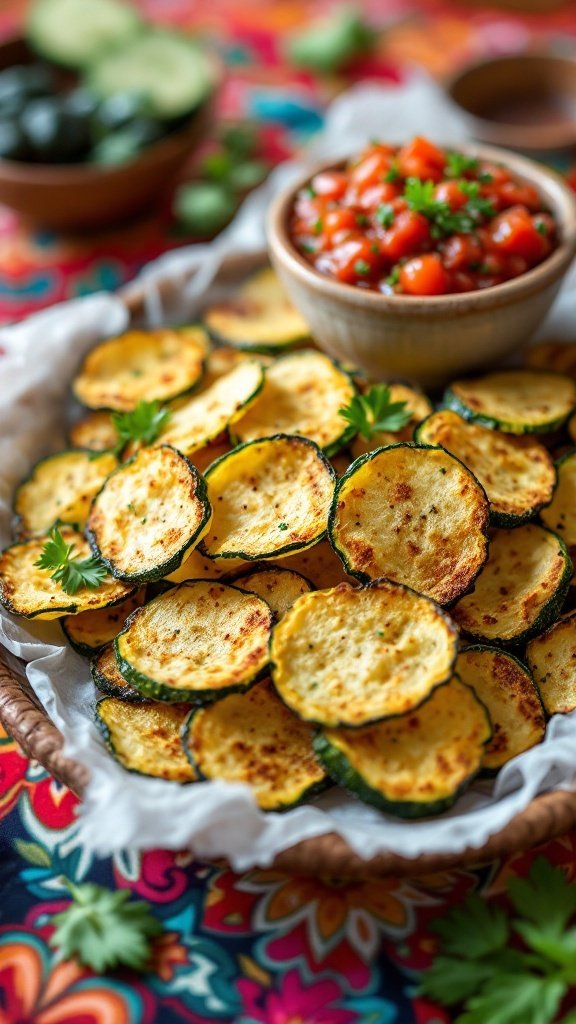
202,346 -> 273,389
188,438 -> 232,475
232,566 -> 313,620
329,443 -> 489,605
524,340 -> 576,378
96,699 -> 196,782
68,411 -> 118,452
453,524 -> 572,644
540,451 -> 576,561
276,540 -> 355,589
0,527 -> 134,619
444,370 -> 576,434
183,679 -> 327,810
526,611 -> 576,715
61,588 -> 145,656
456,646 -> 545,773
115,580 -> 273,701
350,383 -> 432,459
202,435 -> 335,561
270,580 -> 457,728
232,350 -> 356,455
203,267 -> 311,353
155,360 -> 264,456
13,450 -> 118,539
165,547 -> 248,584
73,326 -> 209,411
91,643 -> 146,703
86,445 -> 212,584
416,410 -> 556,526
314,677 -> 490,818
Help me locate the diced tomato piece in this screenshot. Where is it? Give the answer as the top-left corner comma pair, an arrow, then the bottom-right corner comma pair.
451,271 -> 475,293
504,254 -> 529,278
434,181 -> 469,211
399,254 -> 450,295
490,205 -> 548,262
479,252 -> 507,276
311,171 -> 349,200
477,162 -> 511,187
441,233 -> 483,271
293,195 -> 329,224
498,180 -> 541,211
355,182 -> 400,210
317,236 -> 382,284
381,210 -> 430,262
350,151 -> 394,189
323,208 -> 358,239
397,136 -> 446,182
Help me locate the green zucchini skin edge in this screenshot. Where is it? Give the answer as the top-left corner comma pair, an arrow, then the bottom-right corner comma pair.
85,445 -> 212,584
327,441 -> 491,607
94,699 -> 196,784
204,327 -> 310,356
269,577 -> 460,729
181,707 -> 332,812
312,681 -> 492,818
201,433 -> 336,562
228,352 -> 358,458
442,372 -> 576,435
114,579 -> 272,703
459,527 -> 573,648
12,448 -> 119,541
61,621 -> 102,658
414,415 -> 558,528
90,650 -> 147,704
459,643 -> 545,778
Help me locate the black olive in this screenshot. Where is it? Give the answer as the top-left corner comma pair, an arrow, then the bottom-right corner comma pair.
90,119 -> 165,165
0,118 -> 30,161
92,91 -> 148,135
21,97 -> 91,163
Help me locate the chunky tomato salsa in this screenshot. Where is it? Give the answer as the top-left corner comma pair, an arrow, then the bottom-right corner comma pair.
290,136 -> 556,296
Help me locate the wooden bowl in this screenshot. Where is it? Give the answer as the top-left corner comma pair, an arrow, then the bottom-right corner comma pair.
267,144 -> 576,387
446,53 -> 576,156
0,37 -> 219,230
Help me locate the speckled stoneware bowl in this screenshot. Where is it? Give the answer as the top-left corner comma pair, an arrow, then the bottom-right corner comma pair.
267,143 -> 576,387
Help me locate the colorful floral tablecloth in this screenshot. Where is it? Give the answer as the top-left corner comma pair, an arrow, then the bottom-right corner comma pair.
2,3 -> 576,1021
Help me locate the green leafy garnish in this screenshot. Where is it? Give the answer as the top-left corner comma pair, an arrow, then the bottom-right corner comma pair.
419,858 -> 576,1024
384,164 -> 400,183
445,151 -> 479,178
375,202 -> 394,228
34,527 -> 107,596
404,176 -> 494,237
339,384 -> 411,441
111,400 -> 171,457
354,259 -> 370,275
51,879 -> 163,973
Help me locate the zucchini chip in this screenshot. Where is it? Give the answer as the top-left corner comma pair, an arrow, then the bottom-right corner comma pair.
0,527 -> 133,619
444,370 -> 576,434
188,439 -> 232,476
540,451 -> 576,562
453,524 -> 572,644
155,360 -> 265,456
202,346 -> 273,389
202,435 -> 335,561
91,643 -> 146,703
456,646 -> 545,773
62,589 -> 145,656
270,580 -> 457,728
68,411 -> 118,452
276,540 -> 355,589
203,267 -> 311,353
13,450 -> 118,539
73,326 -> 208,412
314,677 -> 491,818
87,445 -> 212,584
524,340 -> 576,379
183,679 -> 327,810
527,612 -> 576,715
351,383 -> 432,460
232,350 -> 356,455
96,698 -> 196,782
115,580 -> 273,702
416,410 -> 556,526
329,443 -> 489,605
165,547 -> 249,584
232,566 -> 313,620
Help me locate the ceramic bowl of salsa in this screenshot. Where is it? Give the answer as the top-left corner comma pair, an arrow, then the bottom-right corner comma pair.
267,137 -> 576,386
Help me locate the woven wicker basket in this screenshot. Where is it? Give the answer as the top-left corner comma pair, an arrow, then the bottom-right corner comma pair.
2,252 -> 576,877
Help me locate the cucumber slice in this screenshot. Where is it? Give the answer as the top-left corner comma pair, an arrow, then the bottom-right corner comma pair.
27,0 -> 143,69
88,30 -> 216,120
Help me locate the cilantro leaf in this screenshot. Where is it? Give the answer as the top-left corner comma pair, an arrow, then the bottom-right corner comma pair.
111,400 -> 171,457
34,527 -> 107,596
339,384 -> 412,441
432,893 -> 509,959
445,152 -> 479,178
419,955 -> 498,1005
51,879 -> 163,973
456,974 -> 565,1024
404,175 -> 494,238
508,858 -> 576,935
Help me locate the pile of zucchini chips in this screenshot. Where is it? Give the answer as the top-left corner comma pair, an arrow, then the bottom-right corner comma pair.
3,267 -> 576,819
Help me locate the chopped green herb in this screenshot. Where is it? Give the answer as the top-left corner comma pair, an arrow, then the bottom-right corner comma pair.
141,518 -> 147,525
111,400 -> 171,458
536,221 -> 548,236
301,241 -> 316,253
375,202 -> 395,228
127,502 -> 136,515
313,218 -> 323,235
302,184 -> 316,199
478,171 -> 494,184
370,243 -> 380,254
445,151 -> 479,178
278,522 -> 288,531
339,384 -> 411,441
354,259 -> 370,275
384,164 -> 400,183
34,526 -> 107,596
376,629 -> 384,638
356,213 -> 369,227
404,176 -> 494,237
386,266 -> 400,287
